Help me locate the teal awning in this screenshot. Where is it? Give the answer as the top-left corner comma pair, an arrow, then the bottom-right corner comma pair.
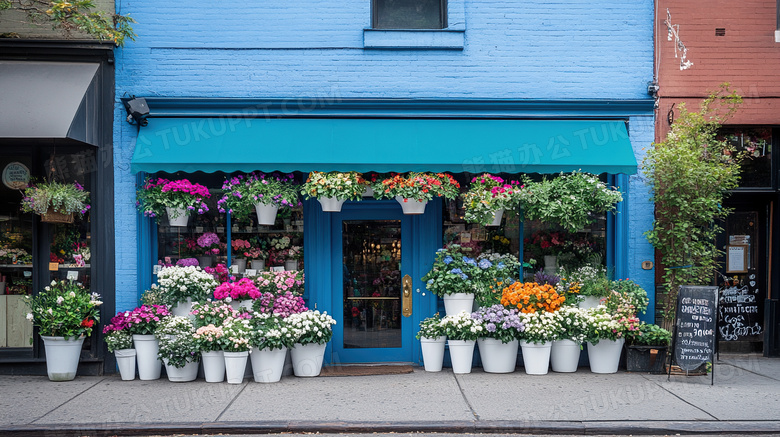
131,118 -> 637,175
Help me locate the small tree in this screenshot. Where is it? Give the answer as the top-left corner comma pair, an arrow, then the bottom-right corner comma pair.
643,84 -> 742,322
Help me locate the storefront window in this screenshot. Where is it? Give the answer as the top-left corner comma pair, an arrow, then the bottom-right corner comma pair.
719,127 -> 772,188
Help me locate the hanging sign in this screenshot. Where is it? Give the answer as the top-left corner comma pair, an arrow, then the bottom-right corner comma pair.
2,162 -> 30,190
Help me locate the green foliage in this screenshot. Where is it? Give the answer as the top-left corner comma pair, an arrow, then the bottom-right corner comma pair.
0,0 -> 136,46
21,180 -> 90,216
626,322 -> 672,347
421,245 -> 476,297
157,334 -> 200,368
301,171 -> 366,201
461,174 -> 522,226
24,279 -> 101,339
416,313 -> 444,339
643,84 -> 743,321
104,330 -> 132,353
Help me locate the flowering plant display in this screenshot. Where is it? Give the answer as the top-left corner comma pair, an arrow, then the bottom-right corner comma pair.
196,232 -> 221,255
192,324 -> 225,352
213,278 -> 261,301
174,237 -> 200,258
243,247 -> 268,262
415,314 -> 445,339
285,310 -> 337,345
462,174 -> 522,226
190,301 -> 240,328
231,239 -> 251,254
253,290 -> 308,318
283,245 -> 303,261
550,306 -> 587,343
422,245 -> 477,296
517,311 -> 561,344
609,279 -> 650,314
0,247 -> 32,265
582,306 -> 631,344
156,265 -> 219,305
557,265 -> 611,298
525,230 -> 568,257
175,258 -> 199,267
518,172 -> 623,233
25,280 -> 101,338
140,285 -> 166,306
471,252 -> 521,307
533,269 -> 560,287
373,172 -> 460,202
204,264 -> 234,283
301,171 -> 366,201
154,315 -> 195,338
439,311 -> 484,341
121,305 -> 171,336
255,270 -> 305,296
155,316 -> 199,368
221,317 -> 253,352
501,281 -> 566,313
104,330 -> 133,353
269,236 -> 291,251
21,180 -> 90,216
136,177 -> 211,221
249,313 -> 290,351
218,172 -> 300,219
625,322 -> 672,347
471,305 -> 525,344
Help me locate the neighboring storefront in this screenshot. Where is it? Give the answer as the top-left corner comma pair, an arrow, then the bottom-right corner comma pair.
0,42 -> 116,374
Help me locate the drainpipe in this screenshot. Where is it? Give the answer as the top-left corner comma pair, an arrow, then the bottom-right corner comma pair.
776,0 -> 780,42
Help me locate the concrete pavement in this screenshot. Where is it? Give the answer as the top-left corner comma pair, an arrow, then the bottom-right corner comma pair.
1,354 -> 779,436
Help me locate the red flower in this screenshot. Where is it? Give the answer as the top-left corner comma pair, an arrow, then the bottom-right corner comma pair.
81,318 -> 94,328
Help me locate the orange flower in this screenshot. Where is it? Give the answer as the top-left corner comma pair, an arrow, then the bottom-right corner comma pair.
500,281 -> 564,313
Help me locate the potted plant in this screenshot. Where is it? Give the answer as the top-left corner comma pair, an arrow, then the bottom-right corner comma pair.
122,304 -> 171,380
582,306 -> 639,374
221,317 -> 253,384
470,252 -> 521,308
193,324 -> 226,383
625,322 -> 671,373
439,311 -> 483,374
471,305 -> 524,373
103,314 -> 136,380
190,301 -> 240,328
230,239 -> 251,273
500,281 -> 566,314
155,265 -> 219,316
283,245 -> 302,271
219,172 -> 300,225
136,177 -> 211,227
286,310 -> 337,377
301,171 -> 366,212
244,246 -> 269,271
21,180 -> 90,223
155,316 -> 200,382
516,310 -> 560,375
421,245 -> 477,316
24,280 -> 101,381
525,230 -> 569,275
416,314 -> 446,372
249,313 -> 290,383
195,232 -> 221,267
462,174 -> 522,226
558,265 -> 611,309
213,277 -> 261,309
550,306 -> 587,373
373,172 -> 460,214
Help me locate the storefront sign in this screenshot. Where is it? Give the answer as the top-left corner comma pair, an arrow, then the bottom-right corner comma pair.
2,162 -> 30,190
672,286 -> 717,372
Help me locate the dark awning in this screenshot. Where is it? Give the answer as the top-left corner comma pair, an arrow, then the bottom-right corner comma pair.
0,61 -> 100,147
131,117 -> 637,175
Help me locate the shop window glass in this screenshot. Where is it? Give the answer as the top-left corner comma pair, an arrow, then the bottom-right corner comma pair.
373,0 -> 446,29
718,127 -> 772,188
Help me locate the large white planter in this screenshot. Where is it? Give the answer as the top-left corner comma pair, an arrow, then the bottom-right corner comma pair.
132,334 -> 161,380
171,298 -> 194,318
115,348 -> 137,381
254,202 -> 279,225
477,338 -> 518,373
284,260 -> 299,271
543,255 -> 557,275
579,295 -> 603,309
395,196 -> 427,214
551,339 -> 581,373
250,259 -> 266,271
519,340 -> 552,375
318,197 -> 346,212
224,351 -> 249,384
164,358 -> 199,382
587,338 -> 624,374
488,209 -> 505,227
250,346 -> 288,383
448,339 -> 476,374
166,207 -> 189,227
290,342 -> 326,377
41,336 -> 84,381
442,293 -> 475,316
201,350 -> 225,383
420,336 -> 446,372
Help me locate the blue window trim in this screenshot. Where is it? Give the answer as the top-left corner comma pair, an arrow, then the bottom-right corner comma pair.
364,0 -> 465,50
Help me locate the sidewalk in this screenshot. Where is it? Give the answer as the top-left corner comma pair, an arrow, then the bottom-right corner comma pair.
1,354 -> 779,436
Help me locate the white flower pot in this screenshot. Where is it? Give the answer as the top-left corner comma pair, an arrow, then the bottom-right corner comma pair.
587,338 -> 624,374
477,338 -> 518,373
251,259 -> 266,271
251,346 -> 288,383
519,340 -> 552,375
442,293 -> 475,316
224,351 -> 249,384
420,336 -> 446,372
487,209 -> 505,227
201,350 -> 225,383
239,299 -> 253,310
362,186 -> 374,197
290,342 -> 326,377
171,298 -> 194,318
166,207 -> 189,227
234,258 -> 247,274
41,336 -> 84,381
164,358 -> 199,382
551,339 -> 581,373
284,260 -> 299,271
395,196 -> 427,214
543,255 -> 557,275
198,256 -> 214,268
132,334 -> 161,380
318,197 -> 346,212
114,348 -> 137,381
254,202 -> 279,225
579,295 -> 603,309
447,339 -> 476,374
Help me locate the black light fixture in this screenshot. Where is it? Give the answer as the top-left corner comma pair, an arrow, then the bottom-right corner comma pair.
124,97 -> 150,126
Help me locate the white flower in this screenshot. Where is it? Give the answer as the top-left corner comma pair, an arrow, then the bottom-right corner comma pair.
69,291 -> 76,298
56,296 -> 64,305
26,313 -> 33,321
47,308 -> 53,315
50,280 -> 57,286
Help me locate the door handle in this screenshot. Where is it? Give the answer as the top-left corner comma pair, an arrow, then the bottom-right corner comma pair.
402,274 -> 412,317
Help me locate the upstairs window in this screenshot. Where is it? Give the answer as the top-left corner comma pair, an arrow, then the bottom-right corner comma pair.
373,0 -> 447,29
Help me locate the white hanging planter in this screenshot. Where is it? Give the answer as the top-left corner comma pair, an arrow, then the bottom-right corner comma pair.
318,197 -> 346,212
487,209 -> 505,227
362,186 -> 374,197
114,348 -> 137,381
442,293 -> 475,316
519,340 -> 552,375
395,196 -> 427,214
201,350 -> 225,383
41,336 -> 84,381
447,339 -> 476,374
166,207 -> 189,227
477,338 -> 518,373
587,338 -> 624,374
550,339 -> 581,373
132,334 -> 161,380
254,202 -> 279,225
250,346 -> 288,383
420,336 -> 446,372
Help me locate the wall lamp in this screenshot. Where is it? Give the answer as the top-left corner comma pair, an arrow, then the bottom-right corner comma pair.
124,97 -> 150,126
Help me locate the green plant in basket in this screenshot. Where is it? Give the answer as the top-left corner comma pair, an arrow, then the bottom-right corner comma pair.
626,322 -> 671,347
21,180 -> 90,216
301,171 -> 366,201
416,313 -> 445,340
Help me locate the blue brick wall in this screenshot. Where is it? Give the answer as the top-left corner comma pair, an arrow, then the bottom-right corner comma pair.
114,0 -> 655,308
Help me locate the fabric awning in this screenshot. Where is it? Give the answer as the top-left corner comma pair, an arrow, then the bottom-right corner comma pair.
0,61 -> 100,147
131,117 -> 637,175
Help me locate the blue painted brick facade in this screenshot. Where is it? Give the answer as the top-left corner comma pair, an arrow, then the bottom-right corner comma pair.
114,0 -> 655,311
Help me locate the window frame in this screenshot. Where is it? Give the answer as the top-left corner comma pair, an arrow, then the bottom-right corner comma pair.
371,0 -> 448,30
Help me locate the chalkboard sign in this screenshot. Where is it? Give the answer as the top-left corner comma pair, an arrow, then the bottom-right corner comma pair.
718,273 -> 763,341
672,286 -> 718,372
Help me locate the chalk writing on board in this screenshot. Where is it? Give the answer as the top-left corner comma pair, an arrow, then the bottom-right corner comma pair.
674,287 -> 717,371
718,283 -> 763,341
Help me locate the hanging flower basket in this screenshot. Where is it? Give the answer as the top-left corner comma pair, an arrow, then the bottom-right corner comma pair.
21,181 -> 90,222
373,173 -> 460,215
461,174 -> 521,226
41,208 -> 74,224
301,171 -> 366,213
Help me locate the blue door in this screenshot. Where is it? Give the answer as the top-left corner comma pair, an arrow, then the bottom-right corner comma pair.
330,202 -> 414,363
